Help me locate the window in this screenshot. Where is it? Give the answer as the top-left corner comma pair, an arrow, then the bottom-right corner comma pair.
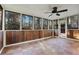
49,20 -> 52,29
43,19 -> 48,29
67,15 -> 78,29
22,14 -> 33,30
53,20 -> 58,29
52,20 -> 54,29
53,20 -> 58,36
78,15 -> 79,29
34,17 -> 42,29
59,18 -> 66,33
5,10 -> 20,30
0,5 -> 3,50
0,5 -> 3,30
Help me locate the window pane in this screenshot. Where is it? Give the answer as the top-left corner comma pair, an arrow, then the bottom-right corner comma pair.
53,20 -> 58,29
49,20 -> 52,29
5,10 -> 20,30
77,15 -> 79,29
52,20 -> 54,29
53,20 -> 58,36
34,17 -> 42,29
0,5 -> 3,30
22,14 -> 33,30
43,19 -> 48,29
67,15 -> 78,29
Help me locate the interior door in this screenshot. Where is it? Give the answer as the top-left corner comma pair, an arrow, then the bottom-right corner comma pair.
58,18 -> 67,38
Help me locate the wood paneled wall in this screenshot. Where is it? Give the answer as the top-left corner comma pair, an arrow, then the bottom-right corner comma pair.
6,31 -> 24,44
43,30 -> 53,37
6,30 -> 54,45
67,30 -> 79,40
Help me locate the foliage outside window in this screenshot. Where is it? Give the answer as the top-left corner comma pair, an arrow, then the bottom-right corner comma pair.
0,5 -> 3,30
49,20 -> 52,29
52,20 -> 54,29
67,15 -> 78,29
34,17 -> 42,29
53,20 -> 58,29
5,10 -> 20,30
43,19 -> 48,29
52,20 -> 58,36
22,14 -> 33,30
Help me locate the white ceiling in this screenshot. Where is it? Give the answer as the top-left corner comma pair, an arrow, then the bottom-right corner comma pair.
2,4 -> 79,20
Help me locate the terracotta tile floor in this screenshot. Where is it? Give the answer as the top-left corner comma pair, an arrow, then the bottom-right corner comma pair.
1,37 -> 79,55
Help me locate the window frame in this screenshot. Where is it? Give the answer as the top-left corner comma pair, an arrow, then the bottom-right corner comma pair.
0,5 -> 3,30
5,10 -> 21,30
67,15 -> 79,29
43,18 -> 48,29
34,16 -> 42,30
22,14 -> 33,30
49,20 -> 53,30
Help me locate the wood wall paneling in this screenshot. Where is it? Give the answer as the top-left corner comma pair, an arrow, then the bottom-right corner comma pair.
43,30 -> 52,37
15,31 -> 23,43
33,31 -> 40,39
24,31 -> 27,41
6,31 -> 13,44
6,31 -> 24,45
67,30 -> 73,38
39,31 -> 43,38
67,30 -> 79,40
26,31 -> 34,41
6,30 -> 53,45
73,30 -> 79,39
48,31 -> 52,37
51,31 -> 54,37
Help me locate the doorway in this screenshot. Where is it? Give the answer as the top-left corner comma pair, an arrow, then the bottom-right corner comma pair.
58,18 -> 67,38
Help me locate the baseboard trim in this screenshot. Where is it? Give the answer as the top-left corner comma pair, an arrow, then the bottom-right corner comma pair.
66,37 -> 79,41
0,47 -> 4,54
5,36 -> 53,47
59,37 -> 79,42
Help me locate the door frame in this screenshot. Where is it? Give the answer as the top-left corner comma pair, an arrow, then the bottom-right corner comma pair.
58,18 -> 67,38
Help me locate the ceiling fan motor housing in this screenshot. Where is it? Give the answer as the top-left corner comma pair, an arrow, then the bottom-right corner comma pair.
46,6 -> 68,17
52,7 -> 57,13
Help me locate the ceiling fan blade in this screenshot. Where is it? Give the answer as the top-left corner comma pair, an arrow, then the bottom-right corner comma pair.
56,13 -> 60,16
44,12 -> 52,14
49,13 -> 53,17
57,9 -> 68,13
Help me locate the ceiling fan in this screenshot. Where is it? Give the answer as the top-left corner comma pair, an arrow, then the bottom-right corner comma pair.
45,7 -> 68,17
